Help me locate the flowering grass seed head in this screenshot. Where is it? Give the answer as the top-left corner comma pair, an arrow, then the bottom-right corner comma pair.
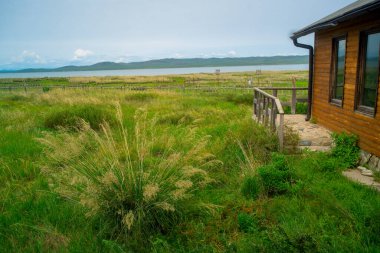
40,102 -> 219,237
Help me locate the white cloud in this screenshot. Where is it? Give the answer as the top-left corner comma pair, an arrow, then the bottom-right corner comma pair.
227,50 -> 237,56
198,50 -> 238,58
113,55 -> 146,63
173,53 -> 185,59
73,48 -> 94,60
12,50 -> 45,64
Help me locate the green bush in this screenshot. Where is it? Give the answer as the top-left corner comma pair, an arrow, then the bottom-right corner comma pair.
241,176 -> 262,200
237,213 -> 256,233
258,153 -> 293,196
283,102 -> 308,114
331,132 -> 359,168
42,87 -> 50,93
44,105 -> 115,130
318,155 -> 341,172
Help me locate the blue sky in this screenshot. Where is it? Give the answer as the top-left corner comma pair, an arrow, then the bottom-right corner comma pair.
0,0 -> 355,70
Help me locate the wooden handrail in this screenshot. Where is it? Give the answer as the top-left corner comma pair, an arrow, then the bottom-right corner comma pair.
253,87 -> 285,151
257,87 -> 308,91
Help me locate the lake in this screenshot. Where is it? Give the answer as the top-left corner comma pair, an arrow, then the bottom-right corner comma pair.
0,64 -> 308,78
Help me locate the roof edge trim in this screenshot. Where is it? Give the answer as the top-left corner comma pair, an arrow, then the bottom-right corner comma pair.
291,1 -> 380,39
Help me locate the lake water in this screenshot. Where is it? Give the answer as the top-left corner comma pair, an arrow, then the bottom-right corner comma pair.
0,64 -> 308,78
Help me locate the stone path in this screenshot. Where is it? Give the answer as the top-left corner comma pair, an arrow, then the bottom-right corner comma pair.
343,169 -> 380,192
283,115 -> 380,192
284,115 -> 332,151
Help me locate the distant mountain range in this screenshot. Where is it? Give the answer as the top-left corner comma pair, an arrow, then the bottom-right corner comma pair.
0,55 -> 308,73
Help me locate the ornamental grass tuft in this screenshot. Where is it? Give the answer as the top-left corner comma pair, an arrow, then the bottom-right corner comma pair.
40,103 -> 218,238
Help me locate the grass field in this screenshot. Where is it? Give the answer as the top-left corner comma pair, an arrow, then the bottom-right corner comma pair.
0,70 -> 308,87
0,72 -> 379,252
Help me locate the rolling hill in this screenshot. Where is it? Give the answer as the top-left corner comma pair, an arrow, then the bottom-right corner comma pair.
1,55 -> 308,73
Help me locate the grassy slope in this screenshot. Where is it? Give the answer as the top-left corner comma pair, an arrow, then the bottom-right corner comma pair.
0,84 -> 379,252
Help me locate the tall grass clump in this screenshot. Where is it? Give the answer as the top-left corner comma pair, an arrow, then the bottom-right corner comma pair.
44,105 -> 115,130
234,120 -> 278,167
40,104 -> 218,239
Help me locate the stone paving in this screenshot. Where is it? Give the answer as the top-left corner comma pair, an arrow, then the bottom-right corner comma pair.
343,169 -> 380,192
284,115 -> 332,151
283,115 -> 380,192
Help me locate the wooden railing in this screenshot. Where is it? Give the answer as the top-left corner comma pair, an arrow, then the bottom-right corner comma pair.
253,88 -> 285,150
253,87 -> 308,150
258,87 -> 308,114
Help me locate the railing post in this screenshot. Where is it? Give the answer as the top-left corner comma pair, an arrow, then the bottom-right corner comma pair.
278,113 -> 284,151
271,99 -> 276,130
264,97 -> 269,126
291,78 -> 296,114
257,93 -> 262,122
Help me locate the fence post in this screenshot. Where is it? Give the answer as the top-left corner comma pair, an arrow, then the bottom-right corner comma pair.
291,77 -> 296,114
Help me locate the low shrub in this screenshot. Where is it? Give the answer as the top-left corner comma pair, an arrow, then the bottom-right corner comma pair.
240,153 -> 295,198
317,155 -> 341,172
258,153 -> 294,196
237,212 -> 257,233
42,87 -> 50,93
331,132 -> 360,168
241,176 -> 262,200
41,104 -> 218,239
44,105 -> 115,130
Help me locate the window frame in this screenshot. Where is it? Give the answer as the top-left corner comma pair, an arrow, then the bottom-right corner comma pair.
330,35 -> 347,107
355,28 -> 380,117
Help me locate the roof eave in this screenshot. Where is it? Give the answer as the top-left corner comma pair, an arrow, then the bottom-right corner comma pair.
291,1 -> 380,39
290,22 -> 338,39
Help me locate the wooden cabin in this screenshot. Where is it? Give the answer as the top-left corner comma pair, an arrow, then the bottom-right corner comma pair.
291,0 -> 380,157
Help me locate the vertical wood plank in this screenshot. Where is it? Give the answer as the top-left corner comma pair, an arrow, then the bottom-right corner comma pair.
278,113 -> 284,151
291,77 -> 297,114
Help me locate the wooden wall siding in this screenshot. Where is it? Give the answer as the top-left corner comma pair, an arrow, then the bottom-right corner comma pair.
313,11 -> 380,157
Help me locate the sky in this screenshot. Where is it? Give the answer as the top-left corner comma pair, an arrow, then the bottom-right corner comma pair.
0,0 -> 356,70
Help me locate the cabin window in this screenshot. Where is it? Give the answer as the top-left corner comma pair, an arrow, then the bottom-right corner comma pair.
356,30 -> 380,116
330,36 -> 346,105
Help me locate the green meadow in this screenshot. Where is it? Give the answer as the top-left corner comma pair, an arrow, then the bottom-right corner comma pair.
0,72 -> 379,252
